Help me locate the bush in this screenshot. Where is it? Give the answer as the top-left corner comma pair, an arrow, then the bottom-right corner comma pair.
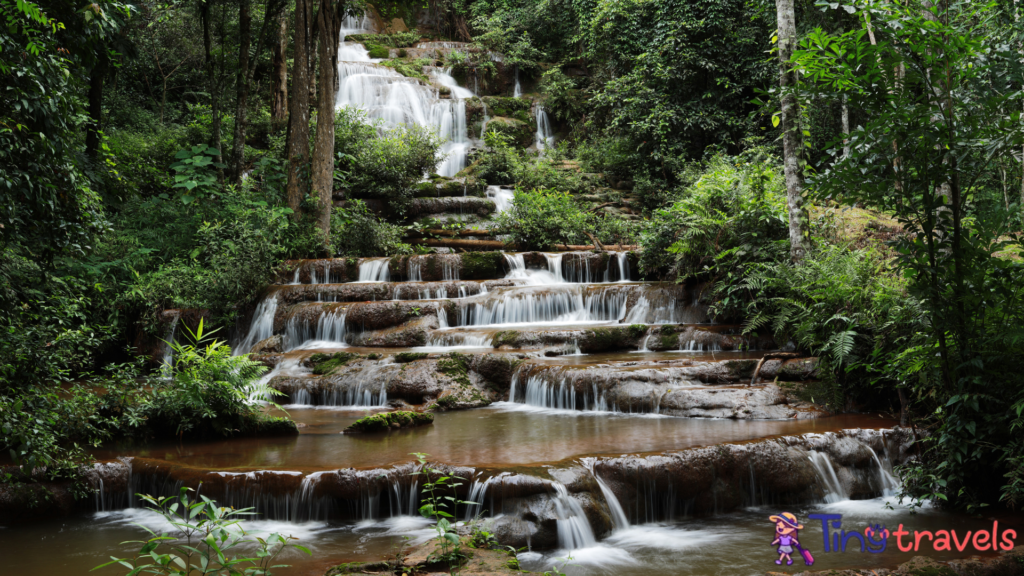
342,118 -> 443,212
331,200 -> 411,257
639,152 -> 788,279
494,188 -> 595,250
477,130 -> 522,185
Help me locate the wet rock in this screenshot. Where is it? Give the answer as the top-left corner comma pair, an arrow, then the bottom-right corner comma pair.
408,197 -> 496,217
778,357 -> 820,381
344,411 -> 433,434
250,335 -> 282,354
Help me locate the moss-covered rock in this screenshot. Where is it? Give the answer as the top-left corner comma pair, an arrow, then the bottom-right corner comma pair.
308,352 -> 359,375
344,411 -> 434,434
395,352 -> 429,363
461,251 -> 504,279
480,96 -> 532,117
485,116 -> 533,148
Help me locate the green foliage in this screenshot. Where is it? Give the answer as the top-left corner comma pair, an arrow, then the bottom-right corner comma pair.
169,145 -> 226,205
410,452 -> 475,574
477,130 -> 522,185
582,0 -> 774,164
336,110 -> 443,211
348,31 -> 421,48
330,200 -> 411,257
721,246 -> 922,410
639,152 -> 788,279
494,189 -> 595,250
539,68 -> 586,124
148,320 -> 285,437
95,487 -> 310,575
794,0 -> 1024,509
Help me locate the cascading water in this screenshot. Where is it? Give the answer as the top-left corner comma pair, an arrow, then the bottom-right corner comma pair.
513,65 -> 522,98
284,308 -> 348,350
356,258 -> 390,282
551,483 -> 597,550
235,297 -> 279,355
450,285 -> 630,327
535,105 -> 555,150
487,185 -> 514,214
336,34 -> 473,177
582,460 -> 629,531
159,316 -> 179,379
807,451 -> 849,504
508,371 -> 611,411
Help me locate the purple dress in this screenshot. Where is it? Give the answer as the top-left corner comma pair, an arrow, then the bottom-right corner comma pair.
777,534 -> 794,554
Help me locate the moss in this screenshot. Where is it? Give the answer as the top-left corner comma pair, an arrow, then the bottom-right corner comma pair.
397,48 -> 408,58
325,561 -> 392,575
460,251 -> 502,279
660,334 -> 679,349
395,352 -> 429,363
379,58 -> 429,82
367,44 -> 389,59
246,415 -> 300,436
435,395 -> 458,409
346,257 -> 360,281
366,352 -> 380,360
345,411 -> 434,433
659,324 -> 677,335
627,324 -> 648,339
581,327 -> 629,352
491,330 -> 521,348
437,352 -> 472,387
484,117 -> 532,148
309,352 -> 359,375
346,31 -> 420,48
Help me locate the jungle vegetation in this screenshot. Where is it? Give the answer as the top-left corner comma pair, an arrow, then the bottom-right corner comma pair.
1,0 -> 1023,513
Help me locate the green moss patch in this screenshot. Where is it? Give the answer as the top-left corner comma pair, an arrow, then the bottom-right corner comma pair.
395,352 -> 429,363
460,251 -> 503,279
344,411 -> 433,434
492,330 -> 520,347
346,32 -> 420,48
309,352 -> 359,375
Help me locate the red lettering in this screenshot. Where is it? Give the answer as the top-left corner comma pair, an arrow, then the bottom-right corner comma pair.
951,530 -> 973,552
973,530 -> 990,551
992,521 -> 998,549
895,524 -> 913,552
933,530 -> 951,551
914,531 -> 933,552
1002,528 -> 1017,551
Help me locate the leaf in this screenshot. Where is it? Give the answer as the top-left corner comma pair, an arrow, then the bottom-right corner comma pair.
772,115 -> 780,128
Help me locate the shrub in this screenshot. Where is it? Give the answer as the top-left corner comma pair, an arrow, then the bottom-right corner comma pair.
639,152 -> 788,279
344,122 -> 443,212
331,200 -> 411,257
494,188 -> 595,250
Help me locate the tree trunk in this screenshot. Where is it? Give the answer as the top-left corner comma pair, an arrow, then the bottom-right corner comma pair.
271,14 -> 289,129
312,0 -> 342,240
286,0 -> 312,219
231,0 -> 252,184
841,94 -> 850,159
202,0 -> 225,176
86,54 -> 107,160
776,0 -> 807,262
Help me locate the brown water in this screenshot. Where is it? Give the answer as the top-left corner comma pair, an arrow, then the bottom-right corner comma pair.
3,494 -> 1018,576
92,408 -> 893,471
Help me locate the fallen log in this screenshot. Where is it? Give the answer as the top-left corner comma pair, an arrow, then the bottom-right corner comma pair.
750,352 -> 803,385
413,238 -> 509,251
406,228 -> 496,238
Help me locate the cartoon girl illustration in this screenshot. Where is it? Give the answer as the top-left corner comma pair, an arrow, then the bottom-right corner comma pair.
770,512 -> 813,566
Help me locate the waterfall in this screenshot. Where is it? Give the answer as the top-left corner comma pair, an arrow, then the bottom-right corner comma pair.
159,316 -> 179,379
357,258 -> 390,282
338,13 -> 372,62
807,451 -> 849,504
407,256 -> 423,282
535,105 -> 554,150
450,286 -> 629,327
582,460 -> 629,531
514,371 -> 610,411
544,253 -> 564,282
615,252 -> 631,282
552,483 -> 597,550
513,65 -> 522,98
235,297 -> 279,355
335,58 -> 471,176
487,185 -> 514,214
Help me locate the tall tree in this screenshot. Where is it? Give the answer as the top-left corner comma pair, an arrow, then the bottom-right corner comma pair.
775,0 -> 808,261
230,0 -> 252,181
201,0 -> 225,173
311,0 -> 345,238
285,0 -> 311,218
271,13 -> 288,128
